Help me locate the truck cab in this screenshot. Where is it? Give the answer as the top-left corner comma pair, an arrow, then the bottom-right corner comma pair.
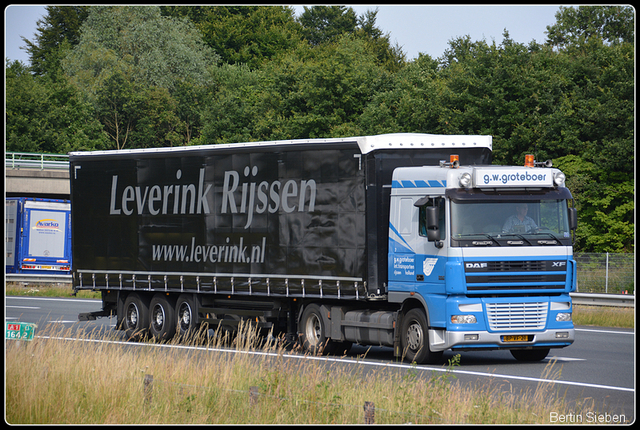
388,156 -> 577,362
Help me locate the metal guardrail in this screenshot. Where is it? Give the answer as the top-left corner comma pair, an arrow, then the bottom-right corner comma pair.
571,292 -> 635,308
5,273 -> 635,307
6,152 -> 70,170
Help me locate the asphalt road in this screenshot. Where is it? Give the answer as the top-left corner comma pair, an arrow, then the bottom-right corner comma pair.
5,295 -> 635,423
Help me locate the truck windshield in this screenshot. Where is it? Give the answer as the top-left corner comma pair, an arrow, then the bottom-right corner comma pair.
451,199 -> 572,246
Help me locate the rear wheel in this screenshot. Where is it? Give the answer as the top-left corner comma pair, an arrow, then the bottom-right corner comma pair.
175,294 -> 198,339
510,348 -> 550,362
149,294 -> 176,341
401,308 -> 443,364
122,293 -> 149,340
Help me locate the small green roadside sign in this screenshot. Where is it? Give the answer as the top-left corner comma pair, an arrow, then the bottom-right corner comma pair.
6,322 -> 37,341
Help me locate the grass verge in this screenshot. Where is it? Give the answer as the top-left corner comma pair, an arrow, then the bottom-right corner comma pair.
572,305 -> 634,329
5,323 -> 606,424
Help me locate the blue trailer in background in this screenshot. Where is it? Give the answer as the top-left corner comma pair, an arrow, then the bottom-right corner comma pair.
5,197 -> 72,274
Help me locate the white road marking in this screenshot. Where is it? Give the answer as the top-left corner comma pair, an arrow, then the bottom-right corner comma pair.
575,327 -> 633,335
6,305 -> 41,310
547,356 -> 585,362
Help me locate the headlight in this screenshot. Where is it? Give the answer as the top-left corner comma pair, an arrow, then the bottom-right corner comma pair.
451,315 -> 477,324
556,312 -> 572,322
459,172 -> 472,188
554,171 -> 566,186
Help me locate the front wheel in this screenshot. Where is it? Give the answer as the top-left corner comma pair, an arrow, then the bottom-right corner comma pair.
401,308 -> 443,364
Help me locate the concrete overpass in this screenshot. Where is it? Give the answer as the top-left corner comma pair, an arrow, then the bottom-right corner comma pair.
5,153 -> 70,199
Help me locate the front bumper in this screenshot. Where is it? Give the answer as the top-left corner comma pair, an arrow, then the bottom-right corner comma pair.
429,328 -> 575,352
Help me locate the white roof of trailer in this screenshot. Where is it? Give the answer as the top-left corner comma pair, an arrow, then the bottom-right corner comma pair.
69,133 -> 492,157
357,133 -> 492,154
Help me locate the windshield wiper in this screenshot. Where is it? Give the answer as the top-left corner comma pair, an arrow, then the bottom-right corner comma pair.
499,233 -> 534,246
533,231 -> 564,244
456,233 -> 501,246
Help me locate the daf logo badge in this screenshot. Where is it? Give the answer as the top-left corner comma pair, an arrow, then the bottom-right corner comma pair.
466,262 -> 488,269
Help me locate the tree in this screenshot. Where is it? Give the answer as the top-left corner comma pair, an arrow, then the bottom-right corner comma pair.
64,6 -> 216,94
355,8 -> 406,73
21,6 -> 90,76
6,59 -> 108,153
555,155 -> 634,252
63,6 -> 217,149
198,63 -> 264,144
298,6 -> 358,45
201,35 -> 391,143
298,6 -> 405,72
546,5 -> 634,49
188,6 -> 303,69
358,53 -> 442,134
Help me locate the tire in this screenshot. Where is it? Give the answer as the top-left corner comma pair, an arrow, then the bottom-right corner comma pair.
149,294 -> 176,341
401,308 -> 443,364
122,293 -> 149,340
510,348 -> 550,362
175,294 -> 198,339
299,304 -> 335,355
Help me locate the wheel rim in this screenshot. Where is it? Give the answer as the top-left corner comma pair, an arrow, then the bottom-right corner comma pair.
151,304 -> 165,332
305,313 -> 322,345
406,321 -> 423,351
126,302 -> 139,329
178,302 -> 192,332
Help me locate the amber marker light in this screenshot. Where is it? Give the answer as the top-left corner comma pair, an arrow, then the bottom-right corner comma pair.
524,154 -> 535,167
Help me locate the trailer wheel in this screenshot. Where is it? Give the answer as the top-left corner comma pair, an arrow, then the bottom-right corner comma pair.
510,348 -> 550,362
123,293 -> 149,340
401,308 -> 443,364
299,304 -> 334,355
175,294 -> 197,339
149,294 -> 176,341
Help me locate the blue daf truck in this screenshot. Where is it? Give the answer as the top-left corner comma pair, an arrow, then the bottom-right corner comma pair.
71,133 -> 576,363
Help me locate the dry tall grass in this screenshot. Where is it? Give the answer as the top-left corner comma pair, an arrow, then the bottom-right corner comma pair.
572,305 -> 634,329
5,323 -> 600,425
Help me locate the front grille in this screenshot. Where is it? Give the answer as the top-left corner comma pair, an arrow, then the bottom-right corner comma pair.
467,274 -> 566,284
488,261 -> 546,271
464,259 -> 568,293
486,302 -> 548,331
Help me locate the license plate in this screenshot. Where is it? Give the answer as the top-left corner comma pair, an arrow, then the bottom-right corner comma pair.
503,335 -> 531,342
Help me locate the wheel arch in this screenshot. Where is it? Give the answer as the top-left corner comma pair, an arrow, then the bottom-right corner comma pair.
399,294 -> 432,326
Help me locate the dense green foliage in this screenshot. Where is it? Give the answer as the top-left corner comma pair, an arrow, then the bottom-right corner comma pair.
5,5 -> 634,252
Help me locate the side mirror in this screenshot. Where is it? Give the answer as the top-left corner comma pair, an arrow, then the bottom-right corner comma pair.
569,207 -> 577,231
426,206 -> 440,242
